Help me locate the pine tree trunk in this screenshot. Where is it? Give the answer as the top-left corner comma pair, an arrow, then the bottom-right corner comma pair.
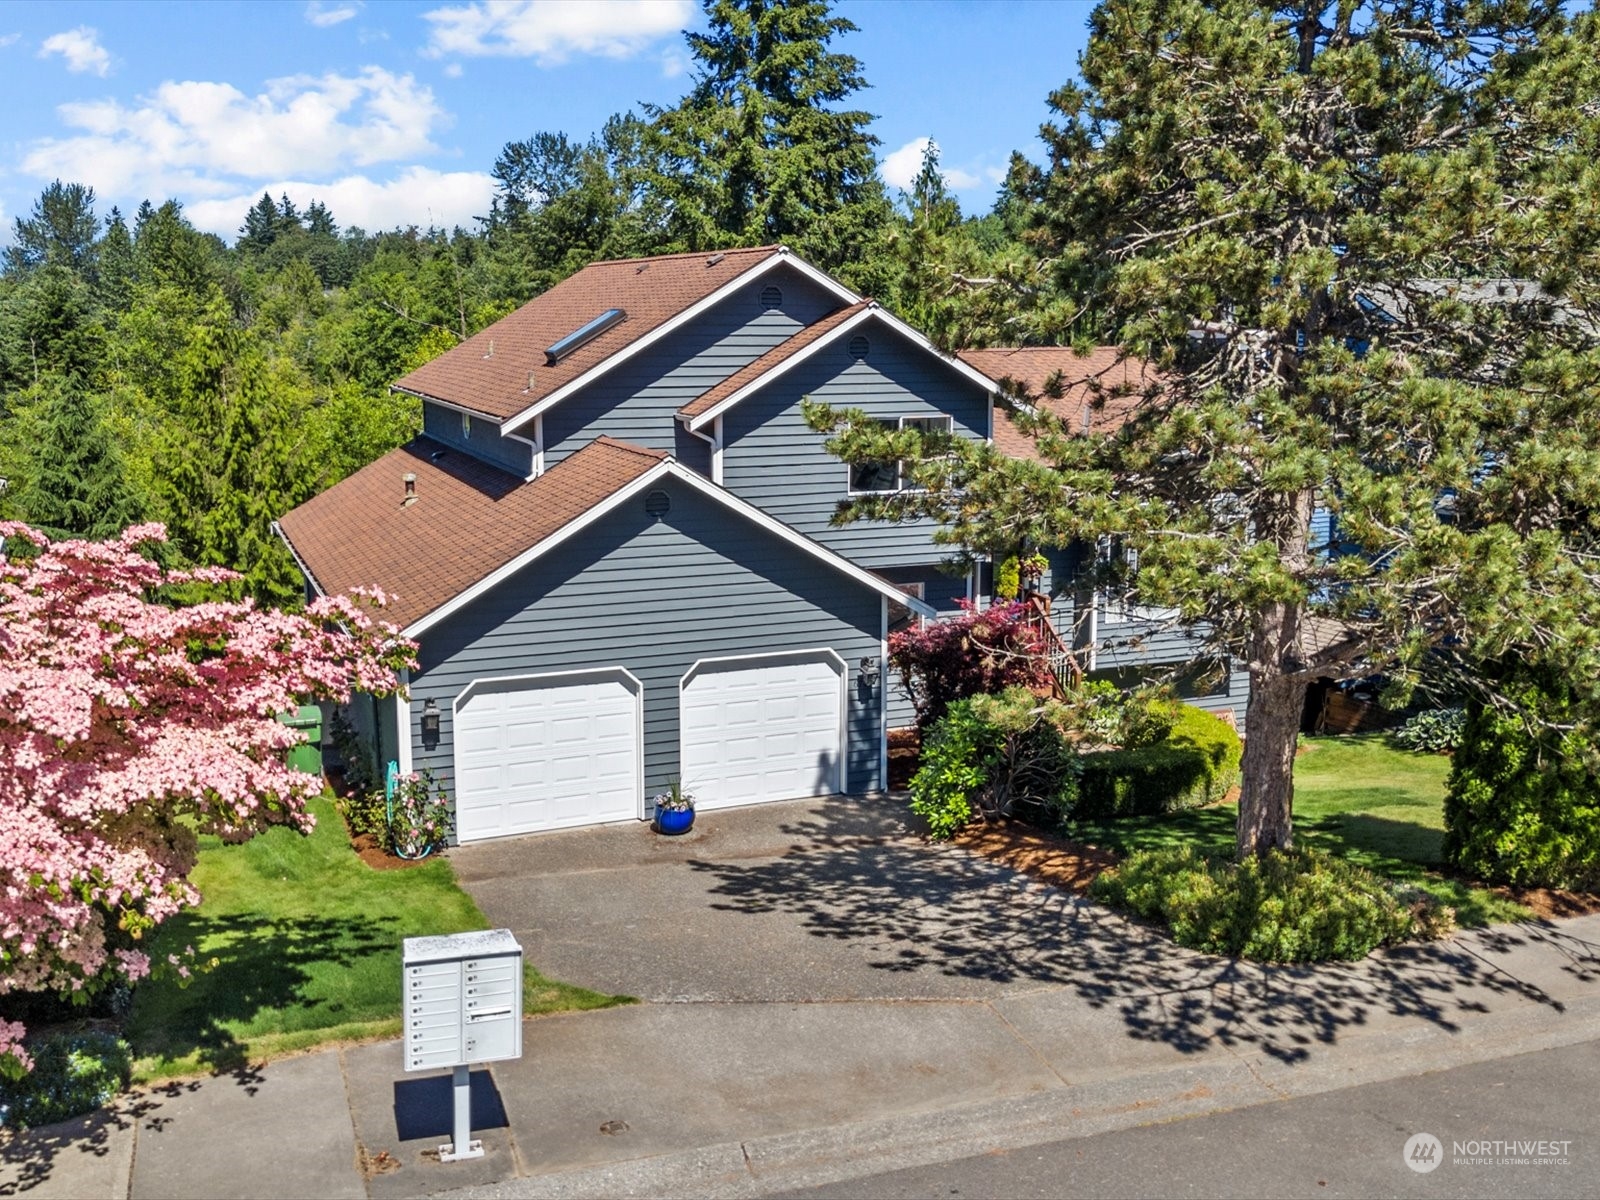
1237,667 -> 1305,858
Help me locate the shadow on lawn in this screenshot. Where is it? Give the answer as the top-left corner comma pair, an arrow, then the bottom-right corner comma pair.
129,912 -> 400,1075
688,814 -> 1600,1067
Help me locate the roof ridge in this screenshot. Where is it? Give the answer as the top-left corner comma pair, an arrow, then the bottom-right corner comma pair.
582,244 -> 783,268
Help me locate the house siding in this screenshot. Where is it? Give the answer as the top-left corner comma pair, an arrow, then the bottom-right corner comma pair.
719,323 -> 992,569
540,265 -> 843,466
422,401 -> 534,477
406,475 -> 887,819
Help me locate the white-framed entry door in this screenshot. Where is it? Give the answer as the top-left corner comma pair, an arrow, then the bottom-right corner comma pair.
452,667 -> 642,842
679,649 -> 846,810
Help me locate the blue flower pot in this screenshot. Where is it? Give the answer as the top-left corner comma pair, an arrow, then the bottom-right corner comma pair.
656,807 -> 695,835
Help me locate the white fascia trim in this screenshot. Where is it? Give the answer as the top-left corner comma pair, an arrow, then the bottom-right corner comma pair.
392,385 -> 499,422
271,520 -> 326,598
501,416 -> 543,479
686,305 -> 878,432
664,466 -> 937,619
501,250 -> 861,437
402,460 -> 677,639
686,304 -> 1003,433
402,457 -> 935,639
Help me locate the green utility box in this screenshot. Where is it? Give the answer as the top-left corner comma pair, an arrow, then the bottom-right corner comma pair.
279,704 -> 324,775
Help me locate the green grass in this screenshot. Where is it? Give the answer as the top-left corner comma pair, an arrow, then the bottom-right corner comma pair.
1064,734 -> 1530,927
127,794 -> 629,1081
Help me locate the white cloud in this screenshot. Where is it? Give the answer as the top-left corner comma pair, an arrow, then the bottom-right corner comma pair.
22,67 -> 446,196
0,33 -> 22,49
443,61 -> 464,78
39,26 -> 111,76
881,137 -> 983,193
423,0 -> 691,65
184,167 -> 497,237
659,45 -> 691,79
305,1 -> 360,27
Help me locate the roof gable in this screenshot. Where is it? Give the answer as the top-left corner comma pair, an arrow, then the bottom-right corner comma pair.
393,247 -> 860,428
276,435 -> 935,637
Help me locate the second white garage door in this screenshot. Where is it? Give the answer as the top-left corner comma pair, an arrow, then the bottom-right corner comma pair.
453,669 -> 641,842
679,651 -> 845,810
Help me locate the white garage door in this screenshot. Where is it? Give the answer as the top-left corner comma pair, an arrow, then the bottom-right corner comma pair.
680,651 -> 845,810
453,670 -> 641,842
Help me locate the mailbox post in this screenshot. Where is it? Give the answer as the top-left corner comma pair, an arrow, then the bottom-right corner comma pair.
402,929 -> 523,1162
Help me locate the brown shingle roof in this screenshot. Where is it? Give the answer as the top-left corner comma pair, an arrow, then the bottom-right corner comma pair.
277,435 -> 667,631
957,347 -> 1164,462
677,299 -> 870,421
394,246 -> 787,423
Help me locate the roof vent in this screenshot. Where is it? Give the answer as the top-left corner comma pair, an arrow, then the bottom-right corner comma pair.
760,285 -> 783,309
706,252 -> 726,267
644,489 -> 671,520
403,472 -> 418,507
545,308 -> 627,366
848,335 -> 870,361
482,339 -> 494,359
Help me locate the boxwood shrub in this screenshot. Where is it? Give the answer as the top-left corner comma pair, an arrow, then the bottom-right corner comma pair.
1075,704 -> 1242,818
1090,846 -> 1414,962
0,1031 -> 133,1129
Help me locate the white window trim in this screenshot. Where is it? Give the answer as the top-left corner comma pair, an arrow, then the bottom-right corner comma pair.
842,413 -> 953,498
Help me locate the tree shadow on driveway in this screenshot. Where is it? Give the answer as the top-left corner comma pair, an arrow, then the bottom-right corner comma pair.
688,816 -> 1600,1066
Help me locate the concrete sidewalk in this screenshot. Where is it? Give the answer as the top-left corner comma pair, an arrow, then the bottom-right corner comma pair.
5,909 -> 1600,1200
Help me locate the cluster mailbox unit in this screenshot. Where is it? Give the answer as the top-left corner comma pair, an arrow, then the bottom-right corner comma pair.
402,929 -> 524,1162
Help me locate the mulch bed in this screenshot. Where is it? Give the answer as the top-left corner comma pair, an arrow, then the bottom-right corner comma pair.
954,820 -> 1119,895
349,830 -> 432,871
888,727 -> 921,790
1489,885 -> 1600,920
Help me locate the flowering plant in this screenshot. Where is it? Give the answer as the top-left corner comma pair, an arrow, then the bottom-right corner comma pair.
387,771 -> 452,859
0,521 -> 415,1077
651,780 -> 695,813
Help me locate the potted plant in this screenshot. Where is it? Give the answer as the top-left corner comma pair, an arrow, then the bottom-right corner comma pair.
652,780 -> 696,835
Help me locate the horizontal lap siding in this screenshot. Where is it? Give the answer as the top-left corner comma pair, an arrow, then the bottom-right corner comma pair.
720,326 -> 991,570
408,476 -> 886,811
422,402 -> 533,477
543,266 -> 842,465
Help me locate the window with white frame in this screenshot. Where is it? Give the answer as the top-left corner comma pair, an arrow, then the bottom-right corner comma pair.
846,415 -> 953,494
1099,539 -> 1179,625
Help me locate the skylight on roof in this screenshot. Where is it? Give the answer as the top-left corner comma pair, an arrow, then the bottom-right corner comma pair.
545,308 -> 627,366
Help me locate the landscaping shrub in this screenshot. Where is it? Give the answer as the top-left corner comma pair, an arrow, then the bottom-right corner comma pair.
888,601 -> 1052,730
388,770 -> 453,858
1444,701 -> 1600,890
1090,846 -> 1414,962
335,787 -> 388,839
1074,704 -> 1242,818
909,689 -> 1081,839
1391,707 -> 1466,754
0,1031 -> 132,1129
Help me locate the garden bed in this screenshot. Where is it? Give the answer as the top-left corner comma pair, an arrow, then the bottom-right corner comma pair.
954,821 -> 1117,895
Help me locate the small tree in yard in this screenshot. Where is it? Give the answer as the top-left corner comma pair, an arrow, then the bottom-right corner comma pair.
0,522 -> 415,1077
889,600 -> 1053,730
813,0 -> 1600,860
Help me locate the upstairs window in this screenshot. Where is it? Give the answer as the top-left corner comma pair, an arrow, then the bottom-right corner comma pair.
847,419 -> 899,494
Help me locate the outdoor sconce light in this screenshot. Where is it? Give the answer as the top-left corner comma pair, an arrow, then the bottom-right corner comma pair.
421,698 -> 441,740
858,656 -> 881,688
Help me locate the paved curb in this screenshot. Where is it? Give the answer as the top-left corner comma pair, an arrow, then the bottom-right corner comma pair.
440,992 -> 1600,1199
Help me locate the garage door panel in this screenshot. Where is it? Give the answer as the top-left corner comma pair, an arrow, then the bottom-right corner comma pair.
455,671 -> 640,842
681,654 -> 844,811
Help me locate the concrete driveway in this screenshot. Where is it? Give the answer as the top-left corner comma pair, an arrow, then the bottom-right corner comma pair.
447,794 -> 1114,1003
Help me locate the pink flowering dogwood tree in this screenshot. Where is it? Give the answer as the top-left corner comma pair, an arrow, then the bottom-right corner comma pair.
0,522 -> 415,1077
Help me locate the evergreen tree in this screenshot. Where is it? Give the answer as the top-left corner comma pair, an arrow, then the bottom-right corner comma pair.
237,192 -> 281,256
3,181 -> 100,280
5,378 -> 140,540
648,0 -> 893,283
811,0 -> 1600,858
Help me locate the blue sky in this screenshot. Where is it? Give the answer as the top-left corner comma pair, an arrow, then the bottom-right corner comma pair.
0,1 -> 1094,244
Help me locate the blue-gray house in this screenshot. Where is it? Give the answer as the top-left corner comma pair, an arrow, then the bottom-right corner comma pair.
277,245 -> 1244,842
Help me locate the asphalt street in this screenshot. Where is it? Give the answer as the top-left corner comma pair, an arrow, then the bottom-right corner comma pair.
777,1040 -> 1600,1200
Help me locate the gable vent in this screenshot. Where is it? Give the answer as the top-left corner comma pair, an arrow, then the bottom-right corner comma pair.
545,308 -> 626,365
848,335 -> 870,361
760,285 -> 783,309
644,489 -> 672,519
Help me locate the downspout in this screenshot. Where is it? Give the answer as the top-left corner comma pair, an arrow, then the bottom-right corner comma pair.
680,416 -> 720,483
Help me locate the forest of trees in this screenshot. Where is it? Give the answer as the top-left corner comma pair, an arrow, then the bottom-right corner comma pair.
0,0 -> 1038,606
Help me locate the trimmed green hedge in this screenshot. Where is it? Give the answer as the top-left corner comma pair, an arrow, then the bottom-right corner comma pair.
1090,846 -> 1414,962
1075,705 -> 1242,818
0,1031 -> 132,1129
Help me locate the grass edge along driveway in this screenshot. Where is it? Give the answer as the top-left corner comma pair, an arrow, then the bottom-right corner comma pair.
127,793 -> 629,1082
1064,734 -> 1531,927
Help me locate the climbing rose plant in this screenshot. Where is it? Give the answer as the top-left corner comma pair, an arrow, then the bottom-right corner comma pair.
0,522 -> 415,1077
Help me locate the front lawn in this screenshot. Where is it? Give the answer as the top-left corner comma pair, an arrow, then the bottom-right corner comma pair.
1064,734 -> 1529,926
127,794 -> 627,1081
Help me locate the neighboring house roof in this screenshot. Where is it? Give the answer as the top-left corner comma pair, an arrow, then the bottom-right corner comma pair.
392,246 -> 860,429
679,301 -> 999,432
957,346 -> 1162,462
276,434 -> 935,638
